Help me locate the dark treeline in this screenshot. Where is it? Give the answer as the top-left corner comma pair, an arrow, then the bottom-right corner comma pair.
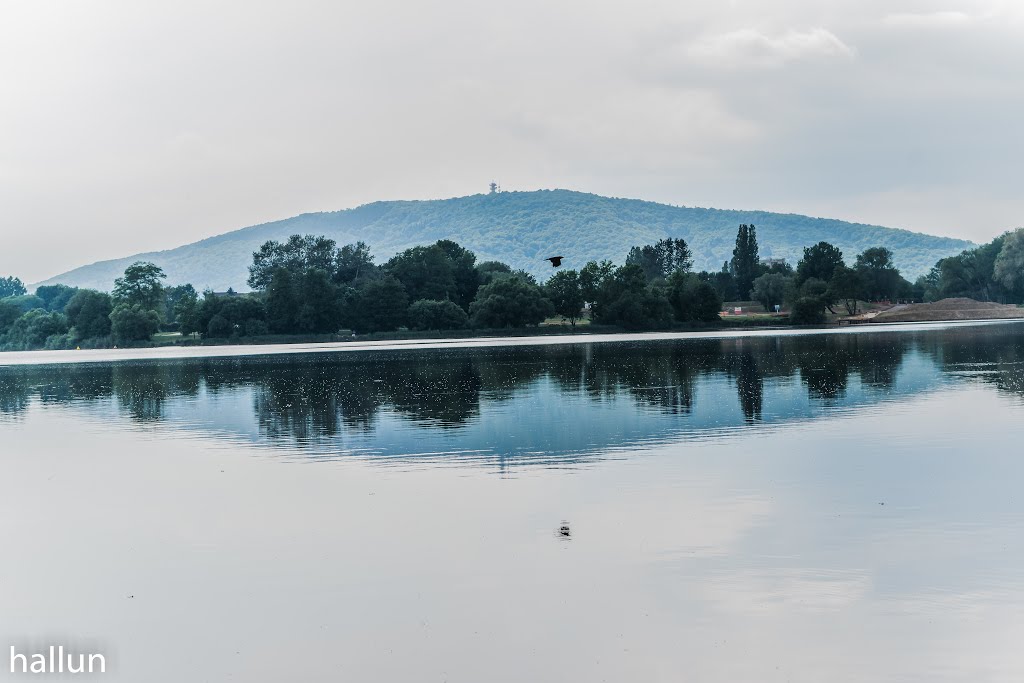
4,224 -> 1020,351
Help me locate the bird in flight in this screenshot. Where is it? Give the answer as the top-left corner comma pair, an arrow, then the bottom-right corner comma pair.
545,256 -> 564,268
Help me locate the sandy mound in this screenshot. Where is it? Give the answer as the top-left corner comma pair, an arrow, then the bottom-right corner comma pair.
871,298 -> 1024,322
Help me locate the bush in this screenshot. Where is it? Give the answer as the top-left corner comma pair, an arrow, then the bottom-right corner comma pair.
65,289 -> 113,341
469,276 -> 554,328
110,304 -> 160,343
1,310 -> 70,350
668,272 -> 722,323
206,314 -> 233,338
602,288 -> 673,330
407,299 -> 469,330
355,276 -> 409,332
244,319 -> 270,336
790,297 -> 826,325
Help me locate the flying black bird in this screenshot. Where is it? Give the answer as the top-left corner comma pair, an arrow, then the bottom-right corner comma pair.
545,256 -> 564,268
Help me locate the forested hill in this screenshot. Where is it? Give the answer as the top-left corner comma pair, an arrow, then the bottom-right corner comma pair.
37,190 -> 974,291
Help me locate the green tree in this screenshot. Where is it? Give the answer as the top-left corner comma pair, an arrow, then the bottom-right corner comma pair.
854,247 -> 903,301
407,299 -> 469,330
469,275 -> 554,328
790,297 -> 826,325
0,276 -> 27,298
0,300 -> 21,336
544,270 -> 585,327
625,238 -> 693,281
113,262 -> 167,311
334,241 -> 376,285
264,267 -> 298,333
296,269 -> 341,333
3,294 -> 45,313
385,244 -> 457,305
730,224 -> 760,299
601,287 -> 673,330
476,261 -> 512,284
796,242 -> 845,286
593,264 -> 672,330
173,287 -> 201,337
65,289 -> 113,341
248,234 -> 339,290
994,228 -> 1024,299
751,273 -> 795,312
434,240 -> 480,310
691,282 -> 723,322
35,284 -> 78,312
798,277 -> 833,312
829,264 -> 866,315
110,304 -> 160,343
1,310 -> 69,349
668,272 -> 722,323
196,294 -> 266,338
356,276 -> 409,332
163,284 -> 197,326
579,260 -> 615,305
698,262 -> 739,302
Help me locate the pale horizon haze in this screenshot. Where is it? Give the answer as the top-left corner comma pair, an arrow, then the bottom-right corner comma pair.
2,0 -> 1022,284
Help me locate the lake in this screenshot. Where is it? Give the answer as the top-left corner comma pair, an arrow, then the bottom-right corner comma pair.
2,322 -> 1024,681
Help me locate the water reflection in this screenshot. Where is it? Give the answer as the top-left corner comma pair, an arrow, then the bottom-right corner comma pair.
2,324 -> 1023,464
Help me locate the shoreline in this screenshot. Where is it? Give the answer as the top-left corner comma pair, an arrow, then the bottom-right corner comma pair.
1,318 -> 1021,367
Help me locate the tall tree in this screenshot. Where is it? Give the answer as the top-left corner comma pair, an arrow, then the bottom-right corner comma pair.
668,272 -> 721,323
110,304 -> 160,343
579,260 -> 615,303
476,261 -> 512,284
625,238 -> 693,280
0,276 -> 28,298
264,267 -> 298,333
751,273 -> 795,312
296,269 -> 341,333
65,289 -> 113,340
854,247 -> 903,301
385,244 -> 456,304
334,241 -> 376,285
994,228 -> 1024,297
0,300 -> 22,335
164,284 -> 198,325
434,239 -> 480,310
248,234 -> 338,290
172,287 -> 201,337
829,264 -> 866,315
113,262 -> 167,311
730,224 -> 760,299
34,284 -> 78,312
356,276 -> 409,332
544,270 -> 585,327
796,242 -> 845,286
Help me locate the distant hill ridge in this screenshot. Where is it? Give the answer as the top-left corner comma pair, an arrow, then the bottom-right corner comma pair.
37,189 -> 974,291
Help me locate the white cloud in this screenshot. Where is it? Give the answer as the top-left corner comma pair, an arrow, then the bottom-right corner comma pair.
883,11 -> 973,28
686,28 -> 854,68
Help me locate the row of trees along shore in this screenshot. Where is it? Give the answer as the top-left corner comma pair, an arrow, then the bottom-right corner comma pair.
2,225 -> 1023,351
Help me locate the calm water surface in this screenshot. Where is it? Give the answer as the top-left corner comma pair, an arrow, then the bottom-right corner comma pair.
2,322 -> 1024,681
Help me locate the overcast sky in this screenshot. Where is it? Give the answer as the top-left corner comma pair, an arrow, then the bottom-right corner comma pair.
2,0 -> 1022,283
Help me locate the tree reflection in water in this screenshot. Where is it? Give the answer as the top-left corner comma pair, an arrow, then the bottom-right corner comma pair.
1,325 -> 1023,454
